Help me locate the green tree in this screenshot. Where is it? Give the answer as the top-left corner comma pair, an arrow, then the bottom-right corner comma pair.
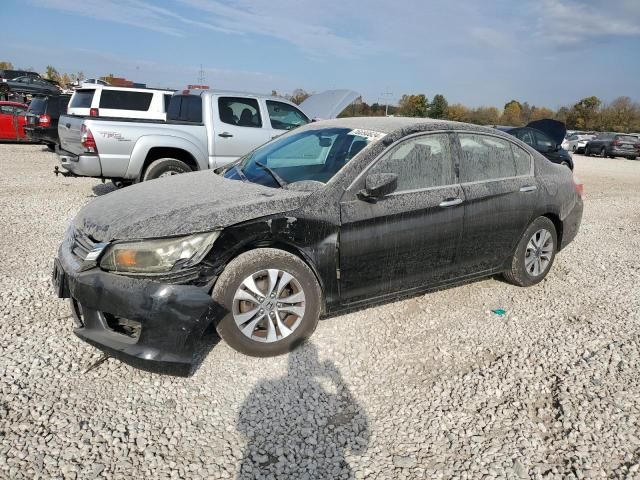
529,106 -> 555,122
445,104 -> 470,122
45,65 -> 60,82
567,96 -> 601,130
429,94 -> 448,119
398,94 -> 429,117
289,88 -> 310,105
468,106 -> 500,125
502,100 -> 523,125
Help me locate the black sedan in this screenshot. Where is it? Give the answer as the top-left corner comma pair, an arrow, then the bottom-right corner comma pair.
0,75 -> 61,96
497,119 -> 574,169
53,118 -> 583,375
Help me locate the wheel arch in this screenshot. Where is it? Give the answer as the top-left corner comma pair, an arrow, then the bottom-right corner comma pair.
141,147 -> 199,179
211,237 -> 328,313
542,212 -> 563,250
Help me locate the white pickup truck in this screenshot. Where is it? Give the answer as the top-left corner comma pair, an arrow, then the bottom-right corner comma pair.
56,89 -> 358,183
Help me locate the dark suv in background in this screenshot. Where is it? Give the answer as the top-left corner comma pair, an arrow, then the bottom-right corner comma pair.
584,133 -> 639,159
496,119 -> 574,169
24,95 -> 71,150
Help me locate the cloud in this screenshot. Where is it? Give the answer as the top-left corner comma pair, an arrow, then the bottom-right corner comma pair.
175,0 -> 374,57
535,0 -> 640,46
29,0 -> 185,36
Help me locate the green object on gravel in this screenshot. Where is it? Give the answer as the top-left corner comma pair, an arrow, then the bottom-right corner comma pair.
491,309 -> 506,316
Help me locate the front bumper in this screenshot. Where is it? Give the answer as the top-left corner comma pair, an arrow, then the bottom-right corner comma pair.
57,148 -> 102,177
54,246 -> 220,376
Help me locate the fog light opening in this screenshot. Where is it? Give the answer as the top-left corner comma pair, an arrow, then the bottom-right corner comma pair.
102,313 -> 141,339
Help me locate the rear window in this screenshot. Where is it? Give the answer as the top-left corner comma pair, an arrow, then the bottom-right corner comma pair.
617,135 -> 637,142
70,90 -> 95,109
27,97 -> 47,114
167,95 -> 202,123
164,94 -> 172,113
99,90 -> 153,111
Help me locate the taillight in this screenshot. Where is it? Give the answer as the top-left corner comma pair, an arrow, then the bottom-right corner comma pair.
612,139 -> 620,146
81,125 -> 98,153
573,174 -> 584,199
38,114 -> 51,127
89,108 -> 99,117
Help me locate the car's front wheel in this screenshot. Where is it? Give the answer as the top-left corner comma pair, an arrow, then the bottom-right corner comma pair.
503,217 -> 558,287
212,248 -> 322,357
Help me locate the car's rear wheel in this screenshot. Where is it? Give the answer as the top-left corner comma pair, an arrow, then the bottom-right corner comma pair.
212,248 -> 322,357
584,145 -> 591,156
142,158 -> 192,181
571,145 -> 577,152
503,217 -> 557,287
600,147 -> 607,158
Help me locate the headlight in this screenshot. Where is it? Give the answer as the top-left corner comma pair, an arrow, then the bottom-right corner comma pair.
99,231 -> 220,273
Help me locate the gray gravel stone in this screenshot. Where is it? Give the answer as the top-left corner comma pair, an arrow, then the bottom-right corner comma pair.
0,146 -> 639,479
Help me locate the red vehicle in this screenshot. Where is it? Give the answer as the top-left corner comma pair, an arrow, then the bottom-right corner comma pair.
0,101 -> 29,141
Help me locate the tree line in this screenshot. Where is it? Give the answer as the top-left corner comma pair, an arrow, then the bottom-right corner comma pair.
288,88 -> 640,133
4,60 -> 638,133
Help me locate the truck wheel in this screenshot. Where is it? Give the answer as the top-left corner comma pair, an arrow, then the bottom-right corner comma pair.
212,248 -> 322,357
142,158 -> 192,181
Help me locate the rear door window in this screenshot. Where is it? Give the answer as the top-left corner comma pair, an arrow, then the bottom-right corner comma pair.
534,130 -> 554,150
27,97 -> 47,114
458,133 -> 518,182
218,97 -> 262,128
509,128 -> 535,148
371,133 -> 454,191
99,90 -> 153,111
167,95 -> 202,123
70,90 -> 95,108
511,144 -> 532,176
266,100 -> 309,130
617,135 -> 637,143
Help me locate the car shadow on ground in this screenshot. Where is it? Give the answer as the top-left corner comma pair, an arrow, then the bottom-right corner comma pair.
236,342 -> 369,479
90,182 -> 117,197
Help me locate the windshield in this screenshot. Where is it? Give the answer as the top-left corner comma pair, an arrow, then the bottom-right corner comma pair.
222,128 -> 373,187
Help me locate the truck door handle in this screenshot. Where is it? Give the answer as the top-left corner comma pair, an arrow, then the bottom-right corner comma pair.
439,198 -> 463,208
519,185 -> 537,192
65,123 -> 71,128
218,132 -> 233,138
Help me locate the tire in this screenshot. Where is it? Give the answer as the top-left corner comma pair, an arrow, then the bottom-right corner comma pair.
142,158 -> 192,181
584,145 -> 590,156
600,147 -> 607,158
628,156 -> 637,160
560,160 -> 571,168
212,248 -> 322,357
503,217 -> 558,287
571,145 -> 576,153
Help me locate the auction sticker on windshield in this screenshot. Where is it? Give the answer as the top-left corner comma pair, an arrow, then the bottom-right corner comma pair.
348,129 -> 386,141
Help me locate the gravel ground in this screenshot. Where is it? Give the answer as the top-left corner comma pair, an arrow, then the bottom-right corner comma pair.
1,144 -> 639,479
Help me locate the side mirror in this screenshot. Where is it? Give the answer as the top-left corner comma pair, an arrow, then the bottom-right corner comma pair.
358,173 -> 398,202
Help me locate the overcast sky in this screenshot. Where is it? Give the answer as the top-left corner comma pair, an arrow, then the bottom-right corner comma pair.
2,0 -> 639,108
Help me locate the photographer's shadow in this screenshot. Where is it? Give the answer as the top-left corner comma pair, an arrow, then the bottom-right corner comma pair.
237,343 -> 369,479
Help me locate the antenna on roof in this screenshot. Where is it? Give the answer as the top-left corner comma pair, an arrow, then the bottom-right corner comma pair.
197,64 -> 206,85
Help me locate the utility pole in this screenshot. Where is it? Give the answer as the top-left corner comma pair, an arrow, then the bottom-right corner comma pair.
380,90 -> 393,116
197,64 -> 206,85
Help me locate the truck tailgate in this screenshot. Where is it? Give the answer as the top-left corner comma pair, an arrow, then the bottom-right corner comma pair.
58,115 -> 85,155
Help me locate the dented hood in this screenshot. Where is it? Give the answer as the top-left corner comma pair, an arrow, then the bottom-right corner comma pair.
298,90 -> 360,120
527,119 -> 567,146
74,172 -> 311,242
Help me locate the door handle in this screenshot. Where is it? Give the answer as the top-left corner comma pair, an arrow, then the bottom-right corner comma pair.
65,123 -> 71,128
519,185 -> 537,192
218,132 -> 233,138
439,198 -> 463,208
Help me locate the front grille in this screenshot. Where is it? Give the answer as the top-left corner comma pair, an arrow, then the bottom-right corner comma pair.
71,229 -> 97,262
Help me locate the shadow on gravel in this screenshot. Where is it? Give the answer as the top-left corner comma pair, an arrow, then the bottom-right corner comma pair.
236,343 -> 369,479
91,182 -> 117,197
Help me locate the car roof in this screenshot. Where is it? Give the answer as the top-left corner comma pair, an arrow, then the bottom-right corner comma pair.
193,89 -> 298,103
0,101 -> 28,107
297,116 -> 514,137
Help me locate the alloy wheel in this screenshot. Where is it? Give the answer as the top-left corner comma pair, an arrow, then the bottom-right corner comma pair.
524,229 -> 554,277
232,269 -> 306,343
